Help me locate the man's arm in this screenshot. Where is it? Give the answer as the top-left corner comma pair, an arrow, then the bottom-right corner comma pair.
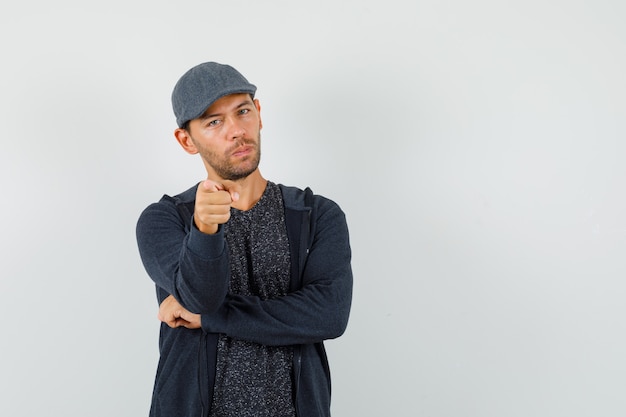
200,198 -> 353,346
136,182 -> 235,314
154,193 -> 353,343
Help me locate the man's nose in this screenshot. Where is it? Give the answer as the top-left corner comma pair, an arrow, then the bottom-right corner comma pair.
226,117 -> 245,140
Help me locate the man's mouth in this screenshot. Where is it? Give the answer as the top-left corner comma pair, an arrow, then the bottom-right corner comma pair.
232,145 -> 252,157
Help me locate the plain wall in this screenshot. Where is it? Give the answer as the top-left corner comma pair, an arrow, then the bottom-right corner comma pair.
1,1 -> 625,416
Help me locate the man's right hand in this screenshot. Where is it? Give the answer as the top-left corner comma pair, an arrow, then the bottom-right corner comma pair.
193,179 -> 241,234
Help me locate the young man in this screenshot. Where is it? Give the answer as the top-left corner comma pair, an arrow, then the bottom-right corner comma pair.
136,62 -> 353,417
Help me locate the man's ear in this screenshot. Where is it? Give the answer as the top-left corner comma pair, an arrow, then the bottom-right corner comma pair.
254,99 -> 263,130
174,128 -> 199,155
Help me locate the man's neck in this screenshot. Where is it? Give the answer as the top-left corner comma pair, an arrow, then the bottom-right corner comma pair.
229,170 -> 267,211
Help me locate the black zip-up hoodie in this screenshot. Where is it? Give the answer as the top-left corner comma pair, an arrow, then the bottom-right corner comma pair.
136,183 -> 353,417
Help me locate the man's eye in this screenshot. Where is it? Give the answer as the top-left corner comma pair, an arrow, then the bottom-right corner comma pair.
208,119 -> 220,127
239,109 -> 249,115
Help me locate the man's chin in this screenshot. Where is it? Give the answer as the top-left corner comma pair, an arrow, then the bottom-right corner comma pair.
224,166 -> 258,181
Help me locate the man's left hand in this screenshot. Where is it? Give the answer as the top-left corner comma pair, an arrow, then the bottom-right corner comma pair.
158,295 -> 201,329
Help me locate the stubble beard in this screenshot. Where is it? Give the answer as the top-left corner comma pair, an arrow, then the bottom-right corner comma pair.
195,134 -> 262,181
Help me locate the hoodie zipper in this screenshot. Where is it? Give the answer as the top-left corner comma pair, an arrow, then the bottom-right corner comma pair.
294,347 -> 302,417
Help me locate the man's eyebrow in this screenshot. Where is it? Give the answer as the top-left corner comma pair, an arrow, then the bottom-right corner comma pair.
198,100 -> 254,121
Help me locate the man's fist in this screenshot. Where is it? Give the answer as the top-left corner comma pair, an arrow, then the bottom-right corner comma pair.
193,179 -> 241,234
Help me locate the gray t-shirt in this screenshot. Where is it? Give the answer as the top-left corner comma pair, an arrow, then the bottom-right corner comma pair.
209,181 -> 296,417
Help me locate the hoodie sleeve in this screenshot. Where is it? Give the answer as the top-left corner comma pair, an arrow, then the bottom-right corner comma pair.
201,195 -> 353,346
136,196 -> 230,314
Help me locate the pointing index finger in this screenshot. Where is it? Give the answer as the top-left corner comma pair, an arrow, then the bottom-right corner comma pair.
200,179 -> 240,202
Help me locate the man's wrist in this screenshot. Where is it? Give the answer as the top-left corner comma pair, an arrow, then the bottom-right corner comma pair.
194,216 -> 218,235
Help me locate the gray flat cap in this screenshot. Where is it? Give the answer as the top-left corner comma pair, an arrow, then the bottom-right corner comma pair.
171,62 -> 257,127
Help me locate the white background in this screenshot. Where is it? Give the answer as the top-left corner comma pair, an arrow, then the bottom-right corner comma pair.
1,1 -> 625,416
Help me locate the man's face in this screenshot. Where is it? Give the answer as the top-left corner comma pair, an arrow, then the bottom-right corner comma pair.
183,93 -> 262,181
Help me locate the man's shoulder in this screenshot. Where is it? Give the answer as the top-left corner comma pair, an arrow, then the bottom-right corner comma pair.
278,184 -> 308,207
137,183 -> 199,224
166,183 -> 200,204
278,183 -> 342,214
